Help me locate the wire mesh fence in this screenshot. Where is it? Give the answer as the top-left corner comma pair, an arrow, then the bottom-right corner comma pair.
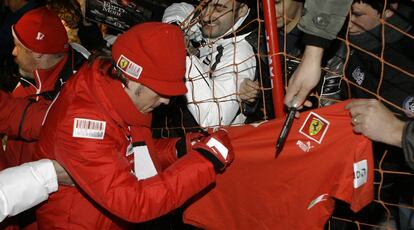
153,0 -> 414,228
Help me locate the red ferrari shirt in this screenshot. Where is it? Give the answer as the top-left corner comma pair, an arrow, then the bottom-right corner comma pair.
184,101 -> 374,230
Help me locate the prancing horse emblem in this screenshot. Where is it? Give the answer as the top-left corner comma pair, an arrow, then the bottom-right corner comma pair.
119,58 -> 129,69
309,118 -> 323,136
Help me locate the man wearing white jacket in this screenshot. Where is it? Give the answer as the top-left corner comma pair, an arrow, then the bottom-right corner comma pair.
162,0 -> 257,127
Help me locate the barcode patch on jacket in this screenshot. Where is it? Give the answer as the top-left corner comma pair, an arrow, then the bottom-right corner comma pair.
73,118 -> 106,139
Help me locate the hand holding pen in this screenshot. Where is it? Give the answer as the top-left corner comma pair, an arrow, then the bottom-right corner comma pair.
275,106 -> 297,157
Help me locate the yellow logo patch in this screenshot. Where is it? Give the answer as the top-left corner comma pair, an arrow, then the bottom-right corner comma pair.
118,57 -> 129,70
299,112 -> 330,144
115,54 -> 143,79
309,118 -> 324,136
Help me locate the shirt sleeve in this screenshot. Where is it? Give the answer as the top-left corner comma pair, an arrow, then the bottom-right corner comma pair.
152,137 -> 181,169
0,159 -> 58,222
334,136 -> 374,212
402,120 -> 414,170
299,0 -> 353,47
0,90 -> 50,140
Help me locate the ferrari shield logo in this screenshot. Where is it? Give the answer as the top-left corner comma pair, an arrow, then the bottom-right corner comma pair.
116,54 -> 143,79
118,57 -> 129,69
299,112 -> 330,144
309,118 -> 323,136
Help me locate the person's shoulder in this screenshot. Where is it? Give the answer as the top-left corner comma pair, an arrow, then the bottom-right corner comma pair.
221,35 -> 255,57
53,101 -> 112,140
234,38 -> 256,61
52,75 -> 104,123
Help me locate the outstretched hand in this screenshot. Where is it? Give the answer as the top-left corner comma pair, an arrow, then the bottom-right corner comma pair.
284,46 -> 323,109
239,79 -> 260,103
52,160 -> 75,186
345,99 -> 405,147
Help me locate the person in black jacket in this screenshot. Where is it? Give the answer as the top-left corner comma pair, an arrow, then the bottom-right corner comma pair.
341,3 -> 414,228
344,0 -> 414,116
345,98 -> 414,229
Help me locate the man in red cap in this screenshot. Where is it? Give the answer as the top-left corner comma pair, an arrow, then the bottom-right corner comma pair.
28,22 -> 234,229
0,6 -> 88,228
1,6 -> 87,169
0,0 -> 43,92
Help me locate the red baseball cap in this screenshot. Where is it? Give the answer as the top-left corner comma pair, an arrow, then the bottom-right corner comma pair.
112,22 -> 187,96
12,7 -> 69,54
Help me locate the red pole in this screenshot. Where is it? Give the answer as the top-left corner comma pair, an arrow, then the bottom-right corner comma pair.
262,0 -> 285,117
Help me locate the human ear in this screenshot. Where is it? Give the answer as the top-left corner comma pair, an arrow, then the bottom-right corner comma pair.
237,3 -> 249,18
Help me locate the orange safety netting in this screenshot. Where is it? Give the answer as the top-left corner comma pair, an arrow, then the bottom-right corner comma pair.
152,0 -> 414,229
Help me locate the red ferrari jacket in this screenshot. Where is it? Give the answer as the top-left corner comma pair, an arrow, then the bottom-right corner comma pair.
0,90 -> 48,142
35,61 -> 216,229
4,56 -> 68,167
0,90 -> 46,171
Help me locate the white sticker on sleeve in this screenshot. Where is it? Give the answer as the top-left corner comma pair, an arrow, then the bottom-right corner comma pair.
73,118 -> 106,140
206,137 -> 228,159
353,159 -> 368,188
133,144 -> 158,180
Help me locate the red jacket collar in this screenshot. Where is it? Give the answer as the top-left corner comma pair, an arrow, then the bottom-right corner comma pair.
88,60 -> 152,128
32,55 -> 68,93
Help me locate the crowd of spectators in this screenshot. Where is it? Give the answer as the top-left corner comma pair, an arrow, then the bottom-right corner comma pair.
0,0 -> 413,229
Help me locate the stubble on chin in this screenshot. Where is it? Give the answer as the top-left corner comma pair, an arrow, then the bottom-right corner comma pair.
18,68 -> 34,79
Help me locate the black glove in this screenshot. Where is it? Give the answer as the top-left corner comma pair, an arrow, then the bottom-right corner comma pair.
192,130 -> 234,173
